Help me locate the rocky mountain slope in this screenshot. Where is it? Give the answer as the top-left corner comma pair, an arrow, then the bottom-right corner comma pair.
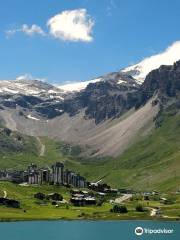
0,72 -> 141,121
0,59 -> 179,191
0,71 -> 155,157
0,60 -> 179,158
0,78 -> 65,97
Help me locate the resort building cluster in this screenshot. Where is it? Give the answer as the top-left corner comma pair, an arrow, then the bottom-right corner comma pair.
0,162 -> 119,208
0,162 -> 87,188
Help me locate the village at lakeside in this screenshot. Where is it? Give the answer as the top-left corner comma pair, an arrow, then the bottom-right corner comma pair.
0,162 -> 180,221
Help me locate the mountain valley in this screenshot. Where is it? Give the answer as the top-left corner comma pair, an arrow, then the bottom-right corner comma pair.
0,59 -> 180,191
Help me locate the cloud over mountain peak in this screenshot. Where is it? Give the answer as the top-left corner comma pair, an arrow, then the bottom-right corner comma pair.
122,41 -> 180,83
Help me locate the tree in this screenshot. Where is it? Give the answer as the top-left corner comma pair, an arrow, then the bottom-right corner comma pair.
136,204 -> 144,212
110,205 -> 128,213
34,192 -> 46,200
47,193 -> 63,201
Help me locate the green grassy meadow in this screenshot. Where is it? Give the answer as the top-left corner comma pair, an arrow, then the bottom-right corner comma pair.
0,181 -> 180,221
0,115 -> 179,192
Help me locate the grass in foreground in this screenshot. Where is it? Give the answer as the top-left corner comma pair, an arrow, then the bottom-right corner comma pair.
0,182 -> 180,221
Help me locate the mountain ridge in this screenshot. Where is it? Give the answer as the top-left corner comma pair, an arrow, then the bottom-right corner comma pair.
0,60 -> 179,191
0,60 -> 179,158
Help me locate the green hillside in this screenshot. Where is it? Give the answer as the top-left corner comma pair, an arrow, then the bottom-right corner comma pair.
0,136 -> 67,169
0,114 -> 179,192
105,114 -> 180,191
0,127 -> 39,168
65,114 -> 180,192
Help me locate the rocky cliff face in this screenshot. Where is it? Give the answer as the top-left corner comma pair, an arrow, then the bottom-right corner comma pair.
75,75 -> 140,123
0,61 -> 179,157
53,73 -> 140,124
0,73 -> 141,123
141,60 -> 180,99
0,61 -> 180,124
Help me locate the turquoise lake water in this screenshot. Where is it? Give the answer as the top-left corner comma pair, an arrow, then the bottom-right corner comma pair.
0,221 -> 179,240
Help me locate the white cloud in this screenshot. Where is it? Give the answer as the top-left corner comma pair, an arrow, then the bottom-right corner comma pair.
5,9 -> 94,42
16,73 -> 32,81
123,41 -> 180,82
21,24 -> 46,36
106,0 -> 117,16
47,9 -> 94,42
6,24 -> 46,37
16,73 -> 46,82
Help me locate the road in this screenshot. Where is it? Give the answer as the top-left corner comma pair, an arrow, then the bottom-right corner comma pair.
36,137 -> 45,156
150,208 -> 157,216
114,194 -> 132,204
3,190 -> 7,198
150,208 -> 162,217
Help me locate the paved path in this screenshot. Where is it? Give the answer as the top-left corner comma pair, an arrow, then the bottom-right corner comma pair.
114,194 -> 132,204
3,190 -> 7,198
150,208 -> 157,216
36,137 -> 45,156
150,208 -> 162,217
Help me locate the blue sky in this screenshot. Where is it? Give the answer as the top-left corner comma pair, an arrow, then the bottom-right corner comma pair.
0,0 -> 180,84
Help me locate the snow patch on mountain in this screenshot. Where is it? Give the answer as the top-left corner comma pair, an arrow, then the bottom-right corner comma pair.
0,87 -> 19,94
0,79 -> 65,101
0,80 -> 43,95
27,114 -> 40,121
58,78 -> 102,92
122,41 -> 180,83
117,79 -> 127,84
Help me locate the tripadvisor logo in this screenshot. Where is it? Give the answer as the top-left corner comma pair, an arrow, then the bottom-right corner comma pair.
135,227 -> 143,236
135,226 -> 174,236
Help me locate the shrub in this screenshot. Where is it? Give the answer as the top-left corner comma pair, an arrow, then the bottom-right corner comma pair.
165,197 -> 176,205
96,198 -> 105,206
110,205 -> 128,213
47,193 -> 63,201
34,192 -> 46,200
136,204 -> 144,212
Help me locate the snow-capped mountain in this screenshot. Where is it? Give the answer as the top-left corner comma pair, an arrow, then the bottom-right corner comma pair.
0,58 -> 179,157
57,41 -> 180,91
0,79 -> 65,101
122,41 -> 180,83
58,71 -> 139,93
1,41 -> 178,96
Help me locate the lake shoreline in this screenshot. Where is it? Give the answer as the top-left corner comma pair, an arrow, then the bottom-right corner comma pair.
0,216 -> 179,223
